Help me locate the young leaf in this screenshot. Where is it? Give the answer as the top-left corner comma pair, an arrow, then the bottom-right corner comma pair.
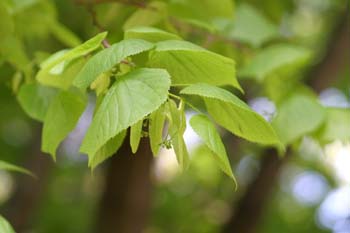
36,57 -> 86,90
42,90 -> 87,160
149,104 -> 166,156
130,119 -> 143,154
89,130 -> 127,169
73,39 -> 154,89
148,40 -> 242,91
125,26 -> 182,42
80,68 -> 171,156
272,94 -> 326,145
0,215 -> 15,233
167,99 -> 190,170
90,72 -> 111,96
180,83 -> 282,147
0,160 -> 34,177
17,83 -> 58,121
239,44 -> 311,81
41,31 -> 107,73
316,107 -> 350,143
190,114 -> 237,185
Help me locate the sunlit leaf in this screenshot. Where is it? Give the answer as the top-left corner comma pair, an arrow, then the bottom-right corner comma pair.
0,215 -> 16,233
181,83 -> 282,147
148,40 -> 242,90
80,68 -> 171,157
36,57 -> 86,89
190,114 -> 237,185
73,39 -> 154,89
41,32 -> 107,73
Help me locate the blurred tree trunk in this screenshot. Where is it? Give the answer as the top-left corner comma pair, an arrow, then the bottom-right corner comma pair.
95,136 -> 153,233
3,125 -> 53,233
222,10 -> 349,233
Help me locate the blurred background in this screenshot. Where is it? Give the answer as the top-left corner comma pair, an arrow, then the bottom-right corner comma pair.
0,0 -> 349,233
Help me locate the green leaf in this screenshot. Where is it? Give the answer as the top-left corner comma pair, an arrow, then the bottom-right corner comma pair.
41,32 -> 107,73
90,72 -> 111,96
317,107 -> 350,143
89,130 -> 127,169
123,1 -> 167,30
220,3 -> 279,47
17,83 -> 58,121
73,39 -> 154,89
0,36 -> 30,69
169,0 -> 234,24
239,44 -> 311,81
190,114 -> 237,185
49,20 -> 82,47
42,90 -> 87,160
80,68 -> 171,156
149,104 -> 166,155
272,94 -> 326,145
181,83 -> 281,147
167,99 -> 190,170
0,160 -> 34,177
36,57 -> 86,89
148,40 -> 242,91
124,26 -> 182,42
0,2 -> 14,37
0,215 -> 16,233
130,119 -> 143,154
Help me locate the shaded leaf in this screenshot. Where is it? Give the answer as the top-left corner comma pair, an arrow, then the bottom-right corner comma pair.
316,107 -> 350,143
220,3 -> 279,47
130,119 -> 143,154
80,68 -> 170,156
49,20 -> 82,47
181,83 -> 281,147
148,40 -> 241,90
169,0 -> 233,26
125,26 -> 182,42
89,130 -> 127,169
239,44 -> 311,81
0,160 -> 34,177
17,83 -> 58,121
42,90 -> 87,160
272,94 -> 326,145
149,104 -> 166,155
73,39 -> 154,89
123,1 -> 167,30
167,99 -> 190,170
